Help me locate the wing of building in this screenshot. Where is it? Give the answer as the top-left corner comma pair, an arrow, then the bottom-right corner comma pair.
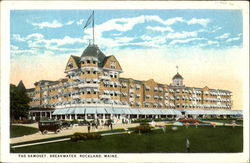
25,43 -> 241,121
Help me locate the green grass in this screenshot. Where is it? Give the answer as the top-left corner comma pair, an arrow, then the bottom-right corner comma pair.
12,126 -> 243,153
10,125 -> 39,138
204,119 -> 243,125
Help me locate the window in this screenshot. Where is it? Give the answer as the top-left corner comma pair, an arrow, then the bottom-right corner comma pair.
93,71 -> 97,74
82,61 -> 85,64
93,61 -> 97,64
87,71 -> 90,74
87,60 -> 91,64
111,61 -> 116,69
87,91 -> 91,94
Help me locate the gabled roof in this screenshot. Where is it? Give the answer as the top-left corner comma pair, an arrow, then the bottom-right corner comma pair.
71,55 -> 81,68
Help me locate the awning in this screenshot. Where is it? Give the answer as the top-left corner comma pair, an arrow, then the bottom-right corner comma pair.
105,108 -> 115,114
85,108 -> 96,114
122,108 -> 131,114
130,109 -> 140,114
96,108 -> 107,114
113,109 -> 124,114
74,108 -> 85,114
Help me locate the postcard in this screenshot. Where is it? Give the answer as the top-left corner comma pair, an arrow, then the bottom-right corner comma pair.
1,1 -> 249,163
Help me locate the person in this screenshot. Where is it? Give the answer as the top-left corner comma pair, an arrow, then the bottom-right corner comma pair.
110,122 -> 113,130
87,122 -> 91,133
186,138 -> 190,152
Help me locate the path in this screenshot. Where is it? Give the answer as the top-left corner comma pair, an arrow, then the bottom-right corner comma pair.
11,123 -> 139,144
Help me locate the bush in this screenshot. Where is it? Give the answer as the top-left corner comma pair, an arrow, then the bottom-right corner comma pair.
11,119 -> 36,124
70,132 -> 101,141
135,124 -> 152,133
132,118 -> 174,123
71,119 -> 79,125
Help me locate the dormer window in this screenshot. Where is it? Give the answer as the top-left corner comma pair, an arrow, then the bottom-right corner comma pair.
111,61 -> 116,69
68,62 -> 73,68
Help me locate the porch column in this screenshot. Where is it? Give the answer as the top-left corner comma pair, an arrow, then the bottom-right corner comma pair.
49,112 -> 52,119
40,112 -> 42,119
75,114 -> 77,120
69,114 -> 72,120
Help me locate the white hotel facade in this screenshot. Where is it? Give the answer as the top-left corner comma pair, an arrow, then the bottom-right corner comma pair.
26,44 -> 241,121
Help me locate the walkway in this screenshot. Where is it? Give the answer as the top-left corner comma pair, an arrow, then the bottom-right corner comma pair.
11,123 -> 139,144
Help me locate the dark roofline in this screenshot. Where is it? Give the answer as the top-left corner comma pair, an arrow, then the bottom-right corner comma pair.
26,88 -> 35,92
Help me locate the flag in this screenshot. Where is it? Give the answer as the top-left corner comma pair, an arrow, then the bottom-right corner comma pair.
83,11 -> 94,29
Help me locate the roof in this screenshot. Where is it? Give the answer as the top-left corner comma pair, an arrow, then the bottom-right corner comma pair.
17,80 -> 26,92
172,72 -> 184,80
81,44 -> 106,67
34,80 -> 55,86
26,88 -> 35,92
71,55 -> 81,67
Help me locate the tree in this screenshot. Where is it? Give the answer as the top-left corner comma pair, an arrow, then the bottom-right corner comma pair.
10,84 -> 31,121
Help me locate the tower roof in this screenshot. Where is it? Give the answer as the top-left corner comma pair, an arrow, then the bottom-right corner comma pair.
81,44 -> 106,64
172,72 -> 184,80
17,80 -> 26,92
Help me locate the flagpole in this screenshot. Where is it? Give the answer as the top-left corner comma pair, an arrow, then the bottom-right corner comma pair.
93,11 -> 95,45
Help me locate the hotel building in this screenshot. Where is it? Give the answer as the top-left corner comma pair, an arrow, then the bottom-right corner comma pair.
26,44 -> 240,121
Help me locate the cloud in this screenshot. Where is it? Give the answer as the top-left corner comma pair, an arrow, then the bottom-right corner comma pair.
12,33 -> 44,42
165,17 -> 185,25
10,45 -> 19,50
207,40 -> 219,45
84,15 -> 185,39
169,38 -> 205,45
77,19 -> 84,25
146,26 -> 174,32
226,37 -> 241,42
115,37 -> 134,43
31,20 -> 63,29
215,33 -> 230,39
167,31 -> 197,39
66,20 -> 74,25
12,34 -> 26,42
187,18 -> 210,27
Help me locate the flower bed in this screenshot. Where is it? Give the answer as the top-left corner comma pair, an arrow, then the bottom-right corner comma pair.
135,124 -> 152,133
178,118 -> 201,123
70,132 -> 101,141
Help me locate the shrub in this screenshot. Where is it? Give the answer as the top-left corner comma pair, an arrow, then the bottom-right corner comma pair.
135,124 -> 152,133
70,132 -> 101,141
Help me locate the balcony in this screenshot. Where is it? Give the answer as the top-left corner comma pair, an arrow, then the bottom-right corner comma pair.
78,83 -> 99,88
99,75 -> 111,80
72,95 -> 80,99
72,76 -> 80,80
99,94 -> 111,99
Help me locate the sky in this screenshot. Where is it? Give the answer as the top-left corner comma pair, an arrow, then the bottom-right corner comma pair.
10,10 -> 245,109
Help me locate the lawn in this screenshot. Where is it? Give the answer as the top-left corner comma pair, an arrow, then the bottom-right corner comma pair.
12,126 -> 243,153
10,125 -> 39,138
